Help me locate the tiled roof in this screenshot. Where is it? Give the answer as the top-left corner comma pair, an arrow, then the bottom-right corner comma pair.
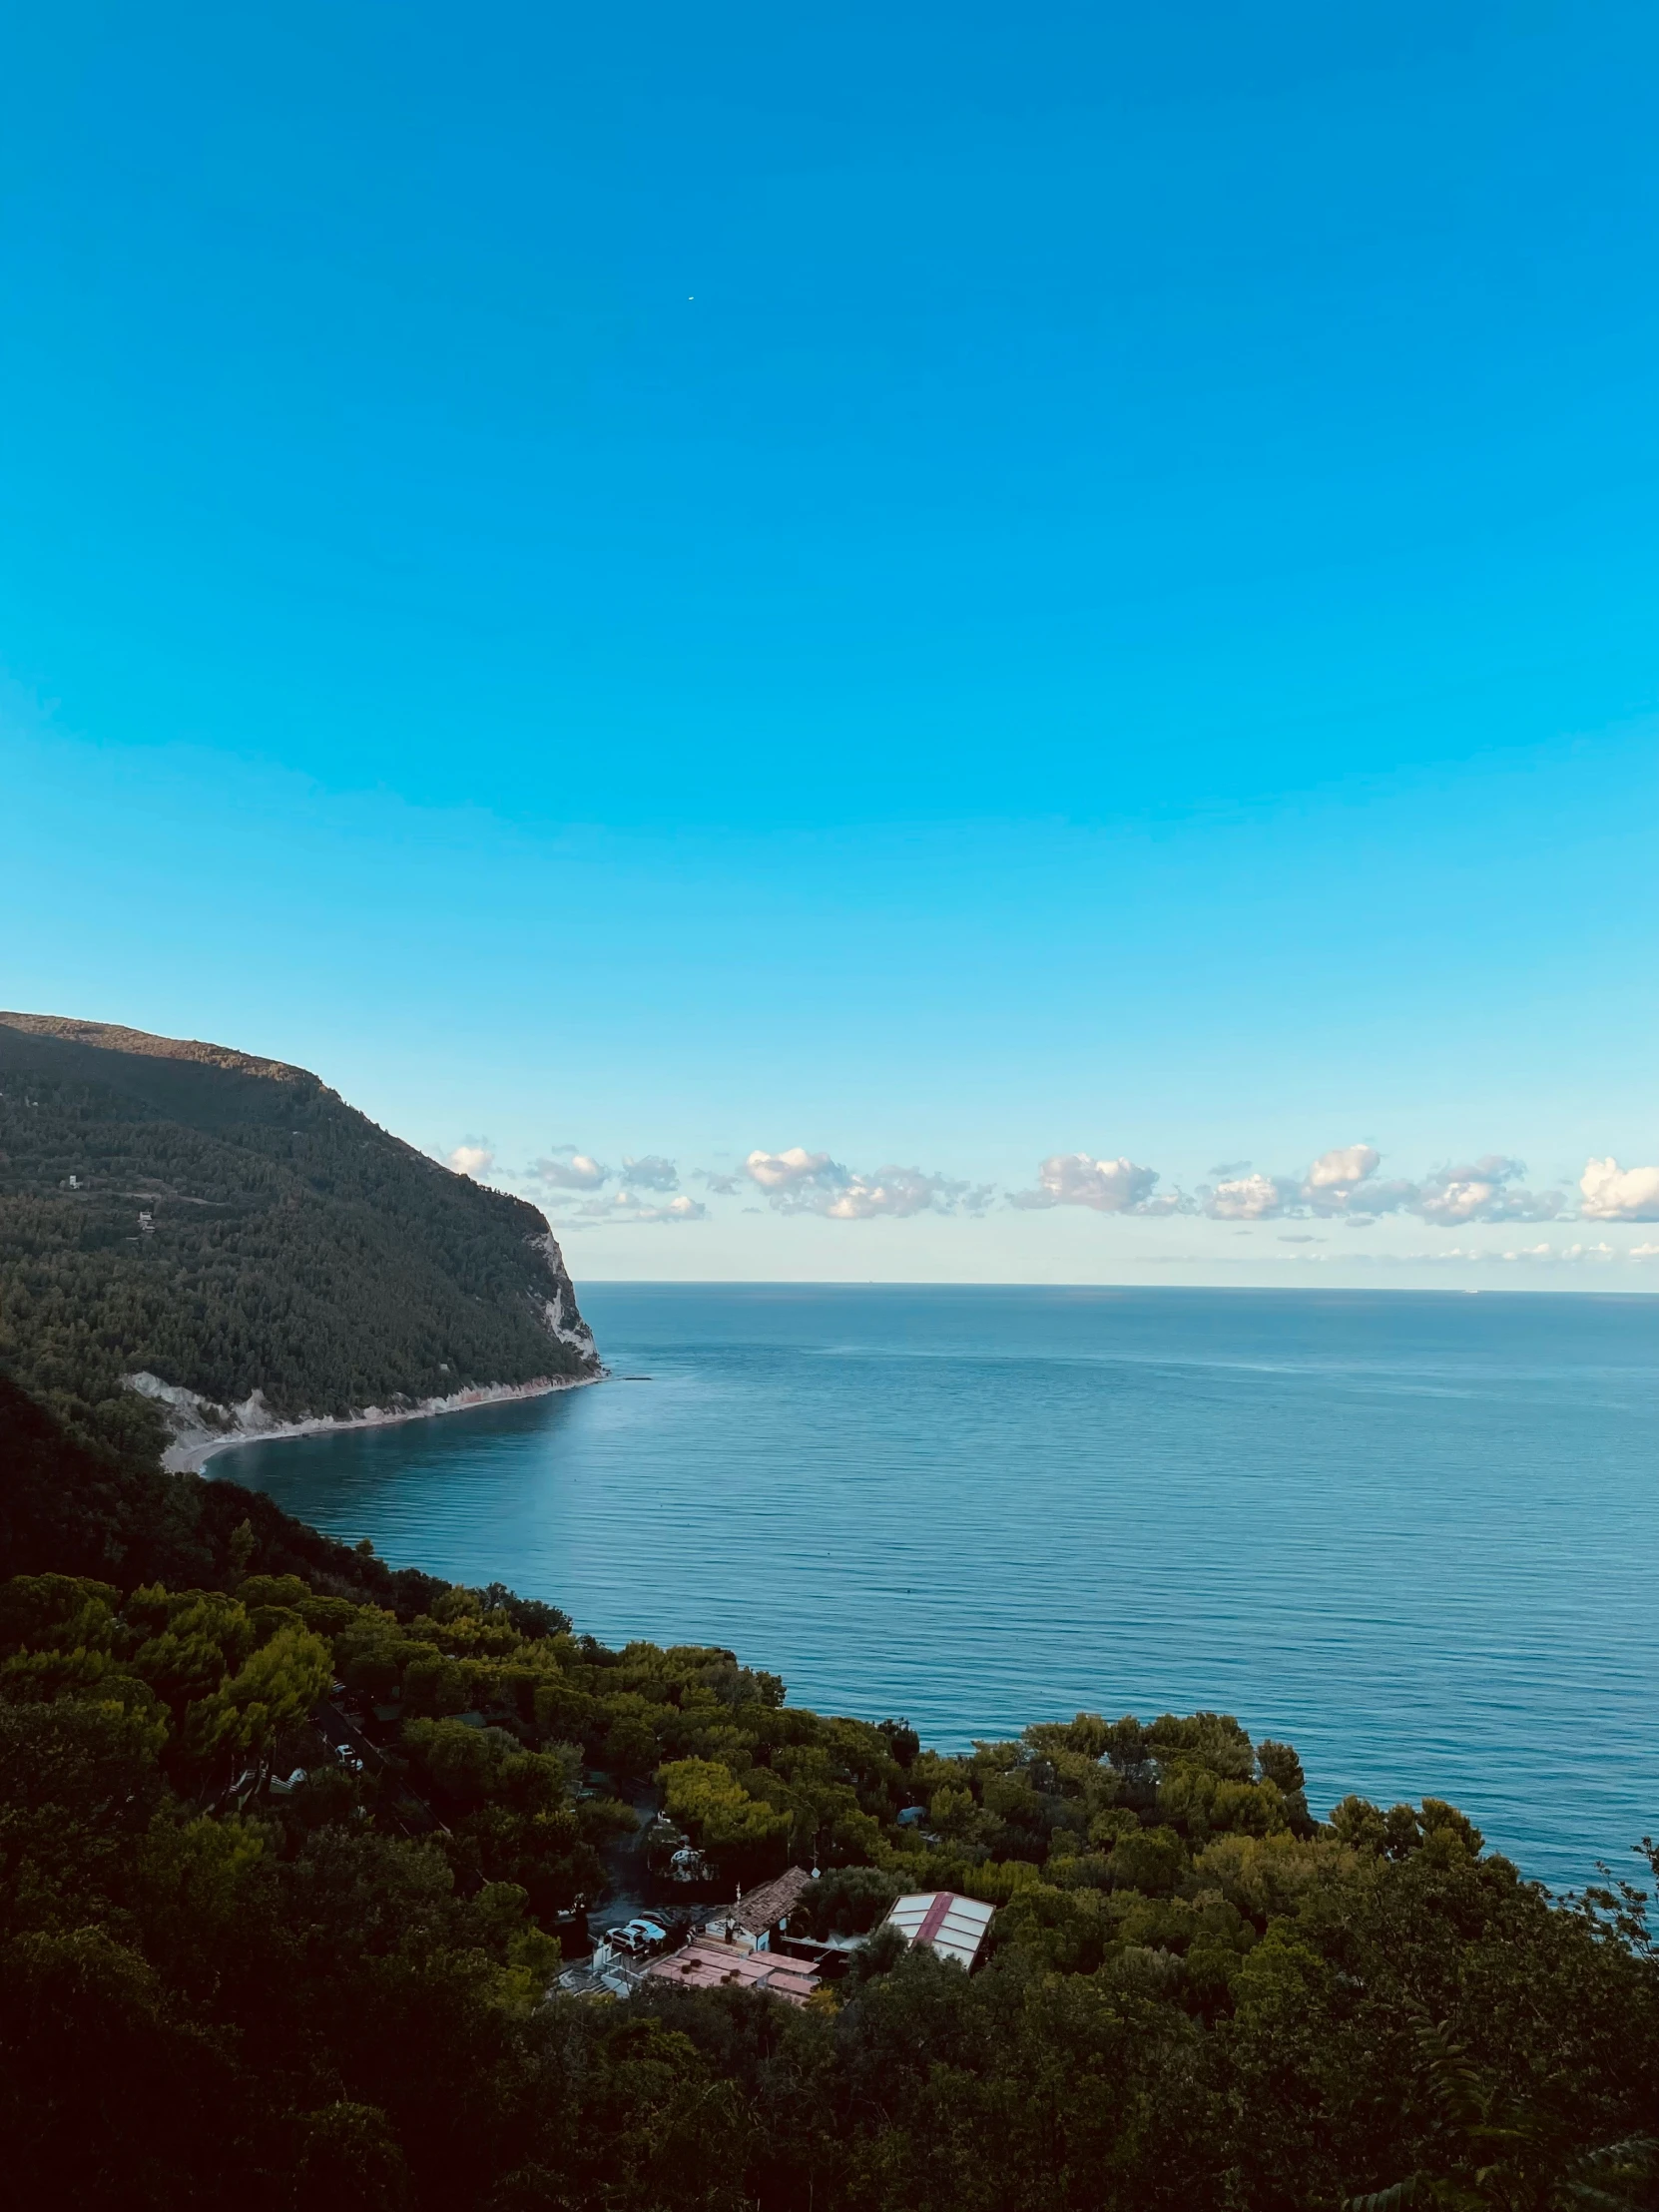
645,1939 -> 820,2007
731,1865 -> 816,1935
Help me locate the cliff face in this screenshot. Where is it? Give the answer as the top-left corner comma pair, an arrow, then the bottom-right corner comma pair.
527,1230 -> 599,1364
0,1012 -> 600,1470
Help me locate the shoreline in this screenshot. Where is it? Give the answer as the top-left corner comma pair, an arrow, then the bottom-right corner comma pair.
127,1371 -> 605,1475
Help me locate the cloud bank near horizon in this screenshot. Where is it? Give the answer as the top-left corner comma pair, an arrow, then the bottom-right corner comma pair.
443,1141 -> 706,1225
1195,1148 -> 1566,1225
447,1130 -> 1659,1240
1001,1143 -> 1580,1226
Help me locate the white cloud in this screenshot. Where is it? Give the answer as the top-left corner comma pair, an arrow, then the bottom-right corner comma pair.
1354,1241 -> 1607,1268
1300,1144 -> 1417,1216
748,1146 -> 985,1220
1358,1240 -> 1628,1267
1631,1243 -> 1659,1262
446,1140 -> 495,1179
622,1154 -> 680,1192
1191,1144 -> 1555,1227
630,1193 -> 705,1224
825,1168 -> 989,1219
698,1170 -> 744,1196
1578,1157 -> 1659,1222
525,1151 -> 610,1192
1199,1143 -> 1398,1221
746,1147 -> 848,1202
1411,1157 -> 1561,1225
1304,1143 -> 1379,1191
1010,1153 -> 1179,1215
1204,1172 -> 1294,1221
552,1190 -> 707,1227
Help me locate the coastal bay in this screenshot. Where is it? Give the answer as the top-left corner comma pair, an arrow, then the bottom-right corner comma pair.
229,1282 -> 1659,1891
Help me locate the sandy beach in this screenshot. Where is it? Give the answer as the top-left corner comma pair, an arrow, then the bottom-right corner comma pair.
126,1369 -> 604,1475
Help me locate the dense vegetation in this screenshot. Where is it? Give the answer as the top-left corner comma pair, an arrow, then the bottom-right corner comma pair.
2,1015 -> 1655,2209
2,1402 -> 1657,2210
0,1366 -> 451,1603
0,1013 -> 595,1470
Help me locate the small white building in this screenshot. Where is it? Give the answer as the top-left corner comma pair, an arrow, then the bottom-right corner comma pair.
707,1866 -> 817,1953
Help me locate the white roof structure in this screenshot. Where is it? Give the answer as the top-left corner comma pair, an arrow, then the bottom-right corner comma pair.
883,1891 -> 995,1971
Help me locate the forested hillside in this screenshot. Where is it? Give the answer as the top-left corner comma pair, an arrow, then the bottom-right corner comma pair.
0,1013 -> 596,1471
5,1538 -> 1658,2211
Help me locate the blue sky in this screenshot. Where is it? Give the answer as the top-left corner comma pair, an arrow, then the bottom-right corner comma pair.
4,0 -> 1657,1282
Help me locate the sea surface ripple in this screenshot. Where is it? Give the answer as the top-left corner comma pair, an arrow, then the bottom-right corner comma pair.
228,1286 -> 1659,1890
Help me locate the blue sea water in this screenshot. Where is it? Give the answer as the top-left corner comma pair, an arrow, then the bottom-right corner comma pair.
228,1286 -> 1659,1890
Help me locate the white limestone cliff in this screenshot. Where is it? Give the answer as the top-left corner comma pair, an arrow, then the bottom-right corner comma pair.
126,1368 -> 597,1475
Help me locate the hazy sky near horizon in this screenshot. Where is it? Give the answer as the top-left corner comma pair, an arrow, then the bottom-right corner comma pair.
4,1 -> 1658,1284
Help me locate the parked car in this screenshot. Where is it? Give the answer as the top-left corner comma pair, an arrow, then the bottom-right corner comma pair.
606,1918 -> 669,1956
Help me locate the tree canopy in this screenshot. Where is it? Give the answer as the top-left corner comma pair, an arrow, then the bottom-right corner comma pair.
2,1545 -> 1656,2212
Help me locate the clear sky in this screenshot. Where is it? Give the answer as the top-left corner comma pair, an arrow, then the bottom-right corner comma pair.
4,1 -> 1658,1283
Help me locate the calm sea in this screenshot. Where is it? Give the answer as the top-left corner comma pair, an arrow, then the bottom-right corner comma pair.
228,1286 -> 1659,1890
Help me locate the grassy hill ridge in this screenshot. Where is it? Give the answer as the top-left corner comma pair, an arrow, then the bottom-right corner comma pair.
0,1012 -> 597,1472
